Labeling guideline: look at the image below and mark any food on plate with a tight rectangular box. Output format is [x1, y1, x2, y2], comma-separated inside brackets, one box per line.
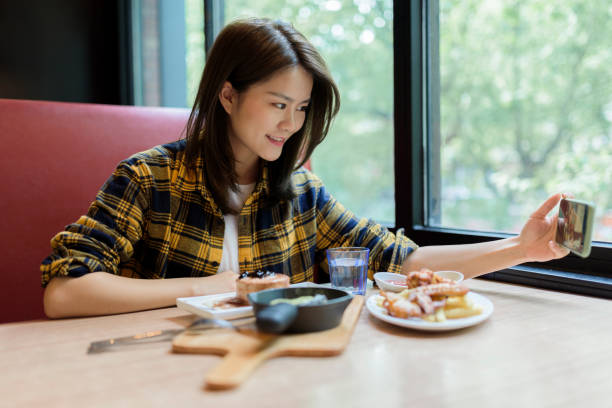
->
[209, 296, 249, 309]
[207, 270, 291, 309]
[236, 270, 290, 302]
[375, 269, 464, 293]
[270, 294, 328, 306]
[377, 268, 481, 322]
[435, 295, 482, 320]
[379, 291, 430, 318]
[406, 268, 453, 288]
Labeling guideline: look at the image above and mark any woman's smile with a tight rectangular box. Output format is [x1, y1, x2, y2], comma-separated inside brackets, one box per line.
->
[266, 134, 286, 146]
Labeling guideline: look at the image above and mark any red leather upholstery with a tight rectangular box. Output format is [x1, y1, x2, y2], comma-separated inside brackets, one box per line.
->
[0, 99, 190, 322]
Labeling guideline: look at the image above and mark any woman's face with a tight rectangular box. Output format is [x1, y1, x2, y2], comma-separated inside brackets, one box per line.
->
[221, 65, 313, 174]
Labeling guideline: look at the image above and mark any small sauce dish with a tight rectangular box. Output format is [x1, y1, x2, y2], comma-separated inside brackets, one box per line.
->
[434, 270, 464, 283]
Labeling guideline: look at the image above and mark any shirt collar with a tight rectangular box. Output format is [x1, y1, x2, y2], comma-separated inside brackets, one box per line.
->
[176, 151, 271, 215]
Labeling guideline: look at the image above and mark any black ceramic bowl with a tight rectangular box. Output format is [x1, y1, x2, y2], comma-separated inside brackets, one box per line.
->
[247, 287, 353, 334]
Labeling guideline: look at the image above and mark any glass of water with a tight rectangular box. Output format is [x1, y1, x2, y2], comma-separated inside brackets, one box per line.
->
[326, 247, 370, 295]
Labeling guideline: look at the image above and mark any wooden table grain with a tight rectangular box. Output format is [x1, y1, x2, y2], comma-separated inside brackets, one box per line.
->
[1, 279, 610, 408]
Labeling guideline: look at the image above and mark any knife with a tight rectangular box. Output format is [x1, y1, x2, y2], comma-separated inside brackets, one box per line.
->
[87, 329, 183, 354]
[87, 317, 255, 354]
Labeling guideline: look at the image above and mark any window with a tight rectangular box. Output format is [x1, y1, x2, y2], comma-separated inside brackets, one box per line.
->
[397, 1, 612, 297]
[131, 0, 201, 107]
[433, 1, 612, 242]
[185, 0, 206, 106]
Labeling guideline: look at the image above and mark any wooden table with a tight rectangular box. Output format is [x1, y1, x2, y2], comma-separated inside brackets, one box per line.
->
[1, 279, 610, 407]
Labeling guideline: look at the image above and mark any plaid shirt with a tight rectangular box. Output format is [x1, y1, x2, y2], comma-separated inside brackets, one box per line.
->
[41, 140, 417, 287]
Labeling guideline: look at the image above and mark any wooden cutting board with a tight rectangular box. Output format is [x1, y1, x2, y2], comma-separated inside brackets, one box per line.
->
[172, 295, 365, 390]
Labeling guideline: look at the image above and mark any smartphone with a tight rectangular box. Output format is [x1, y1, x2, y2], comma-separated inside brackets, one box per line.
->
[555, 198, 596, 258]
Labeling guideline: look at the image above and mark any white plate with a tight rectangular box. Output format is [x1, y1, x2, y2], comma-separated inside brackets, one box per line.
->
[373, 271, 464, 292]
[366, 291, 493, 331]
[176, 292, 252, 320]
[176, 282, 330, 320]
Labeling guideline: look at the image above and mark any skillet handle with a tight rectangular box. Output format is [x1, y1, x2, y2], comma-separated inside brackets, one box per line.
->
[255, 303, 298, 334]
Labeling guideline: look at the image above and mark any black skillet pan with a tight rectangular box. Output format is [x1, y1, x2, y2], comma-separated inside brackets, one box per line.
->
[247, 287, 353, 334]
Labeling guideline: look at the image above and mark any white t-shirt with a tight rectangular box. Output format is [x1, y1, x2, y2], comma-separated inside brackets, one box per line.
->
[217, 183, 255, 274]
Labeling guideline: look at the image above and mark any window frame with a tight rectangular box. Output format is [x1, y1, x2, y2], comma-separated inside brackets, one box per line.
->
[393, 1, 612, 299]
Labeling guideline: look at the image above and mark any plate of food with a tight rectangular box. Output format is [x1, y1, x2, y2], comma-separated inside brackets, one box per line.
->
[176, 270, 326, 320]
[374, 269, 464, 292]
[367, 269, 492, 331]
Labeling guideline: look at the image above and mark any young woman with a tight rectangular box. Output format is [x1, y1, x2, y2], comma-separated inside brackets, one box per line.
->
[41, 18, 568, 318]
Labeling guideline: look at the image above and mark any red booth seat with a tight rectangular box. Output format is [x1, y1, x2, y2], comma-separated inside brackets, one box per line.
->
[0, 99, 191, 323]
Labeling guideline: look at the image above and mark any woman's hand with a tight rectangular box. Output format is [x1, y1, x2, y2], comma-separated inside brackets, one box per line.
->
[518, 193, 570, 262]
[193, 270, 238, 296]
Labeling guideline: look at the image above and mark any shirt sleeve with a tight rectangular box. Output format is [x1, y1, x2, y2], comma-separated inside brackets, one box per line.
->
[312, 174, 418, 278]
[40, 160, 149, 287]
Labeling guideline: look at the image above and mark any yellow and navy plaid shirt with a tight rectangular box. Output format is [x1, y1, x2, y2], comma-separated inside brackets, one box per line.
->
[41, 140, 417, 287]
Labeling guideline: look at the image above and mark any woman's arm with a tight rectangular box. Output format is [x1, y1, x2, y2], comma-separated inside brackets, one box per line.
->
[43, 270, 238, 318]
[402, 193, 569, 278]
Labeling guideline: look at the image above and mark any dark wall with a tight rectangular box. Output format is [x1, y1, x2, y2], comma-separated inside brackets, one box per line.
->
[0, 0, 122, 104]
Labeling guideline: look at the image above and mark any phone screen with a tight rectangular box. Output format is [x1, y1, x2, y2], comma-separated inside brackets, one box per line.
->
[555, 199, 595, 258]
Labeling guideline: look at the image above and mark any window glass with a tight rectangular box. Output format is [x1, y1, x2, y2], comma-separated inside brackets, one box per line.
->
[224, 0, 395, 224]
[135, 0, 202, 107]
[136, 0, 162, 106]
[185, 0, 205, 106]
[432, 1, 612, 242]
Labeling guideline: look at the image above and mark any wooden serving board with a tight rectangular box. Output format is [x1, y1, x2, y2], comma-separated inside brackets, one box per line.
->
[172, 295, 365, 390]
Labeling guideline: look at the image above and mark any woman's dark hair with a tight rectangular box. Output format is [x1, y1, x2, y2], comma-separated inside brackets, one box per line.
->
[184, 18, 340, 214]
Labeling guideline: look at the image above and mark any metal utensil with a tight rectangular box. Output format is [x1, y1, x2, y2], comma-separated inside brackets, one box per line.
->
[87, 316, 254, 354]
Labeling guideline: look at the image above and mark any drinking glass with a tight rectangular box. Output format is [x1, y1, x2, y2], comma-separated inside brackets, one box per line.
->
[326, 247, 369, 295]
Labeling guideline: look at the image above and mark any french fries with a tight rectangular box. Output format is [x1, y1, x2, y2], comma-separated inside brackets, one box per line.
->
[423, 295, 483, 322]
[423, 307, 447, 322]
